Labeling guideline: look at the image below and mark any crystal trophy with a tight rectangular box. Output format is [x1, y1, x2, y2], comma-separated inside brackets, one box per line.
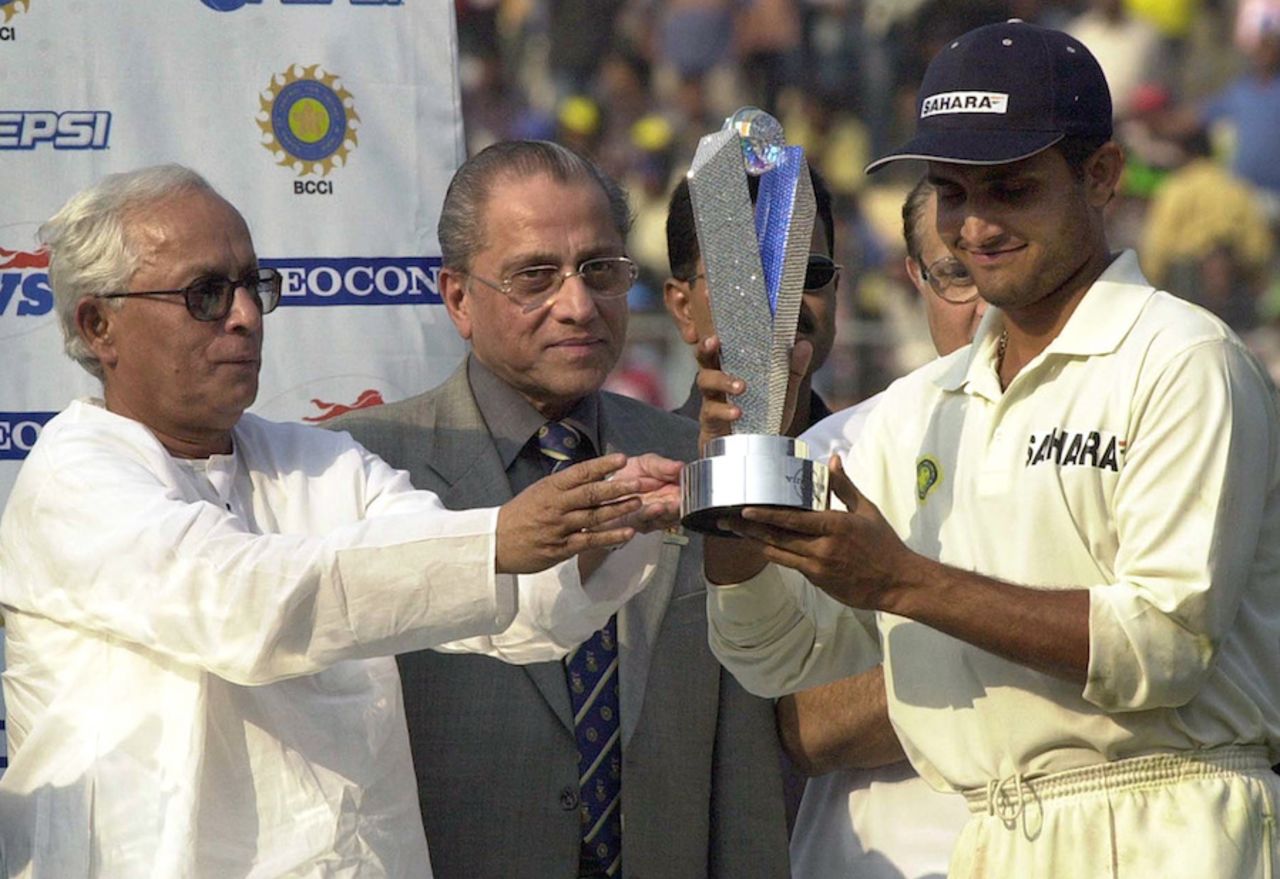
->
[680, 108, 831, 535]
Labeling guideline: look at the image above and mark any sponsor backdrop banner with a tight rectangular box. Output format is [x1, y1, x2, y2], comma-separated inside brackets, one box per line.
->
[0, 0, 467, 771]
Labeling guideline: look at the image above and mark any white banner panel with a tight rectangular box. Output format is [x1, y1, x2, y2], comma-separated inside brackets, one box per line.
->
[0, 0, 466, 772]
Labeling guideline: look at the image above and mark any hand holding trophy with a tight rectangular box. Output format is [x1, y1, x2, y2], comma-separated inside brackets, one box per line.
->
[680, 108, 831, 535]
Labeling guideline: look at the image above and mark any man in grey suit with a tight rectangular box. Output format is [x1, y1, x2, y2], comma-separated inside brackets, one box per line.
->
[330, 141, 789, 879]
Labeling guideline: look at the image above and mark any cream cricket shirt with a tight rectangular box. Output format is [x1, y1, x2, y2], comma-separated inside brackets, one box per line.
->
[710, 251, 1280, 793]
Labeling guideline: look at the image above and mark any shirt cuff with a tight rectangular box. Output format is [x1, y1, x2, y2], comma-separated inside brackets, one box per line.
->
[1083, 580, 1214, 711]
[466, 530, 665, 662]
[707, 564, 803, 649]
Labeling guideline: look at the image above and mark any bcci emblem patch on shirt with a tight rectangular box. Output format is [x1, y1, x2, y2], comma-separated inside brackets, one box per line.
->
[915, 456, 941, 502]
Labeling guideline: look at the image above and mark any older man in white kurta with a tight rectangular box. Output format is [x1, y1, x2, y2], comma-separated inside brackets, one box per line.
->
[0, 164, 678, 878]
[0, 401, 666, 877]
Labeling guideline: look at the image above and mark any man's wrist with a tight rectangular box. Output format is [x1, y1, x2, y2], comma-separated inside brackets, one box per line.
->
[704, 534, 767, 585]
[873, 548, 937, 617]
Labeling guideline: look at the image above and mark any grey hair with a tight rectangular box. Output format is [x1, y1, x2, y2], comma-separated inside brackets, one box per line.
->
[902, 176, 935, 266]
[38, 164, 216, 378]
[437, 140, 633, 271]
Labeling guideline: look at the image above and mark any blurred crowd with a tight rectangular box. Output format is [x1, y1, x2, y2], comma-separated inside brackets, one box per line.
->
[454, 0, 1280, 409]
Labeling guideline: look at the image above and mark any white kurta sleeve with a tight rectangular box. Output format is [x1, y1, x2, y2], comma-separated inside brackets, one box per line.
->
[354, 445, 659, 663]
[1085, 338, 1278, 711]
[0, 413, 614, 685]
[433, 530, 663, 661]
[707, 563, 881, 698]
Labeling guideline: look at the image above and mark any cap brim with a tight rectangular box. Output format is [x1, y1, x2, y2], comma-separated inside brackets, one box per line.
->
[864, 130, 1064, 174]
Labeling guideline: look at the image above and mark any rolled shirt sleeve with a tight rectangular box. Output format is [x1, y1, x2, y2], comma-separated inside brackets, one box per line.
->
[707, 563, 881, 699]
[1085, 338, 1279, 711]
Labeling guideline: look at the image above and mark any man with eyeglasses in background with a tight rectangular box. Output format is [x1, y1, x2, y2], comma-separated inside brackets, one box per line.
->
[0, 163, 678, 877]
[330, 140, 789, 879]
[663, 167, 839, 437]
[782, 178, 978, 879]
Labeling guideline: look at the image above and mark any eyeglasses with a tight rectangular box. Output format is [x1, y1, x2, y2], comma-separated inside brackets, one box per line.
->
[468, 256, 638, 313]
[97, 267, 283, 321]
[920, 256, 978, 303]
[685, 255, 842, 292]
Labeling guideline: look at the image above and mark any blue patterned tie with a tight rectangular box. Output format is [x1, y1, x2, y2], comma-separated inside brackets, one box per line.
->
[535, 421, 623, 877]
[536, 420, 591, 474]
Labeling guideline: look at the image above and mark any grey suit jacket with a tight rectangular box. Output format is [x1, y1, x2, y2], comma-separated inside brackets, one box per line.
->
[329, 362, 789, 879]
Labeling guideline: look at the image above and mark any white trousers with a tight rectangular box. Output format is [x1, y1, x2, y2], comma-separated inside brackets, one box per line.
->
[950, 746, 1278, 879]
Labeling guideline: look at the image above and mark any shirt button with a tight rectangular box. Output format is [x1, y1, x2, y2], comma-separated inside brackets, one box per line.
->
[559, 786, 579, 810]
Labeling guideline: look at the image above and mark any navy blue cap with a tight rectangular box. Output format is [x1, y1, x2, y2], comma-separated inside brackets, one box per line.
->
[866, 20, 1112, 173]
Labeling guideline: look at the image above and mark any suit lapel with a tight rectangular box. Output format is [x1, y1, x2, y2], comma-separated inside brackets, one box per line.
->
[429, 364, 575, 731]
[602, 397, 682, 747]
[428, 364, 517, 510]
[432, 381, 696, 738]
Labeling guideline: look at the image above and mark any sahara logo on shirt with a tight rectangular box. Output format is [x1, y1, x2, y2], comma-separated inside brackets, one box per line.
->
[1025, 428, 1125, 472]
[915, 456, 941, 502]
[258, 64, 358, 188]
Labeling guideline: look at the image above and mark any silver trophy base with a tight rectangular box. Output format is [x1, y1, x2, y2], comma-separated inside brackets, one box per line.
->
[680, 434, 830, 536]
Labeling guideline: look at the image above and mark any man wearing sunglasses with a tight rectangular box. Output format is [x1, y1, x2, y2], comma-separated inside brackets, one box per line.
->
[330, 141, 789, 879]
[0, 164, 677, 877]
[664, 167, 839, 437]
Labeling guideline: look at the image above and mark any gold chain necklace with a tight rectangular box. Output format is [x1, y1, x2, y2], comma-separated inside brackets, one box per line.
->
[996, 329, 1009, 374]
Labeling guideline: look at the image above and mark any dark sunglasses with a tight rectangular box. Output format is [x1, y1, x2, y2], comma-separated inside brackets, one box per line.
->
[97, 267, 283, 322]
[804, 255, 841, 290]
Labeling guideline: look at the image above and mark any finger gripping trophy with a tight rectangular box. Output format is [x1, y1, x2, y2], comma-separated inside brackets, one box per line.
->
[680, 108, 831, 535]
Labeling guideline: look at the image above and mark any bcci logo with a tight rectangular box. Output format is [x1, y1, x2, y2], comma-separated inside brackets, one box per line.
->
[1, 0, 31, 23]
[258, 64, 359, 181]
[915, 456, 941, 502]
